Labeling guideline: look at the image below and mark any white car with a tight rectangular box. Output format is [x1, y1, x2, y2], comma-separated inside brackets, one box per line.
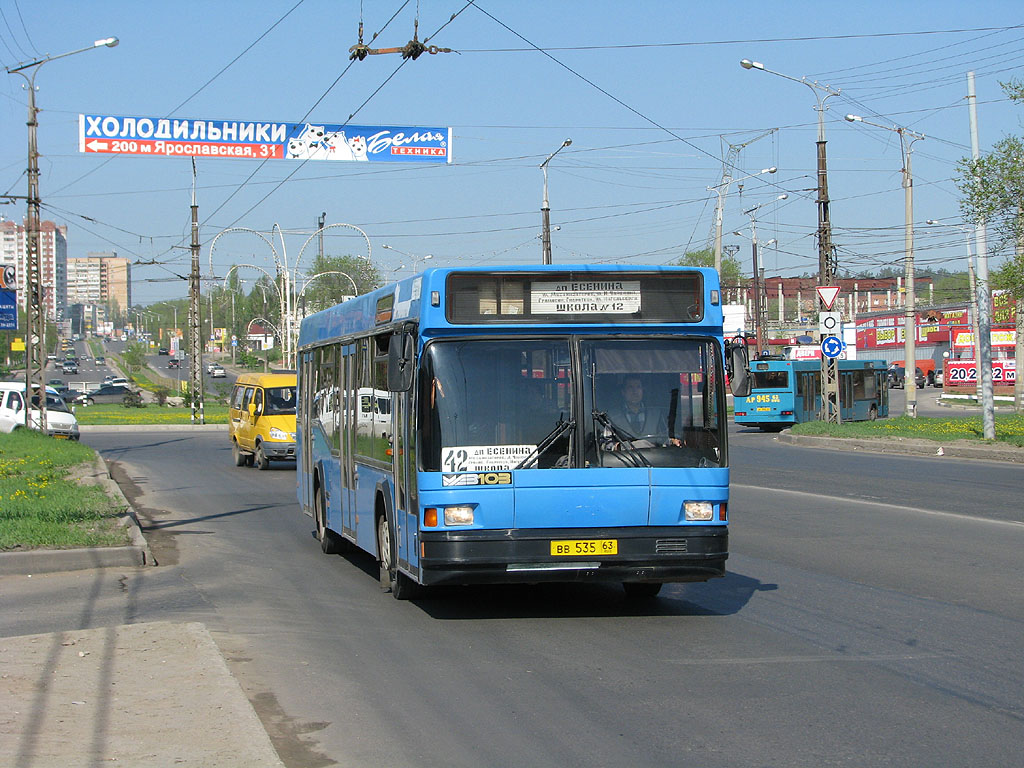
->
[0, 382, 80, 440]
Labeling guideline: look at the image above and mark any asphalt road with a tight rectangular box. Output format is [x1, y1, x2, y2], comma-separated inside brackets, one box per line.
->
[6, 428, 1023, 767]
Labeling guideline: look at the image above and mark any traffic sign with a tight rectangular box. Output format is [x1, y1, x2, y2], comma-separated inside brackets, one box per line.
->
[816, 286, 841, 310]
[818, 311, 842, 337]
[821, 335, 844, 359]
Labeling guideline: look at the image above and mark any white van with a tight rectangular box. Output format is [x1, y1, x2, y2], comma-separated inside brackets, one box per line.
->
[0, 382, 81, 440]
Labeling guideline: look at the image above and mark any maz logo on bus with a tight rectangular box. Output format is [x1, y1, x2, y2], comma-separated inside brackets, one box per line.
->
[442, 472, 512, 486]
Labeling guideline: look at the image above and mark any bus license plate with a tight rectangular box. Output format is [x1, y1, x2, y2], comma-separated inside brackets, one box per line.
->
[756, 407, 772, 411]
[550, 539, 618, 556]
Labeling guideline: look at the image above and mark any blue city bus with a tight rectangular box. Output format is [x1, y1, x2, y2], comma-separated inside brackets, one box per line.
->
[296, 266, 749, 599]
[733, 358, 888, 431]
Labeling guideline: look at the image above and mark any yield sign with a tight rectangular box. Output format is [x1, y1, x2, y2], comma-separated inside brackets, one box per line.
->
[816, 286, 841, 310]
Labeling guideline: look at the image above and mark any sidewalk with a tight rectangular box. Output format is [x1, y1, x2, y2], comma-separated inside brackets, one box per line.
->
[0, 622, 284, 767]
[0, 455, 285, 767]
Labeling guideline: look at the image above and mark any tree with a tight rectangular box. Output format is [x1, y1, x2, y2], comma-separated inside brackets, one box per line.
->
[121, 341, 148, 376]
[956, 77, 1024, 411]
[299, 254, 382, 315]
[673, 248, 745, 291]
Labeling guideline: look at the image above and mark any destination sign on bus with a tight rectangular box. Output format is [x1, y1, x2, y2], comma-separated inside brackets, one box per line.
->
[446, 271, 704, 324]
[442, 444, 535, 473]
[531, 280, 641, 315]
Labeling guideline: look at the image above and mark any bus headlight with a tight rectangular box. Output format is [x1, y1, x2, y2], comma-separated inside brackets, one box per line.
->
[444, 505, 475, 526]
[269, 427, 289, 440]
[684, 501, 714, 521]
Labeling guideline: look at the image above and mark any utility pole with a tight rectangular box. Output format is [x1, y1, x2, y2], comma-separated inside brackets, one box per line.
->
[740, 59, 841, 422]
[188, 165, 204, 425]
[967, 71, 996, 439]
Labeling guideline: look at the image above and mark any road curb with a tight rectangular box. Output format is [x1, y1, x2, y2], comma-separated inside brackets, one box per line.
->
[777, 431, 1024, 464]
[0, 454, 155, 575]
[80, 423, 227, 432]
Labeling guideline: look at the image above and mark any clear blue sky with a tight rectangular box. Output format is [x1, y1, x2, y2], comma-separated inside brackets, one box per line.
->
[2, 0, 1023, 305]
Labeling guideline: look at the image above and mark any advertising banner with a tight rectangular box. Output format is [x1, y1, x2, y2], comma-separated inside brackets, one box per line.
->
[0, 290, 16, 330]
[0, 265, 16, 329]
[945, 360, 1016, 386]
[79, 115, 452, 164]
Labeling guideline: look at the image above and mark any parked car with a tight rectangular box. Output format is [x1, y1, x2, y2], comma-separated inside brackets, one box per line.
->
[933, 367, 944, 387]
[167, 358, 180, 369]
[887, 365, 924, 389]
[74, 384, 135, 406]
[210, 364, 226, 378]
[0, 383, 80, 439]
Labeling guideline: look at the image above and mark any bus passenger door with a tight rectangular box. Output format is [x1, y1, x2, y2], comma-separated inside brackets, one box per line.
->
[299, 352, 315, 517]
[341, 346, 357, 538]
[393, 387, 418, 573]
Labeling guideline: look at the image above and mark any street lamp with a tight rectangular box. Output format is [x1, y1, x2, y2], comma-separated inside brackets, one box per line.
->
[927, 219, 982, 400]
[742, 58, 841, 421]
[708, 166, 777, 276]
[540, 139, 572, 265]
[7, 36, 118, 430]
[846, 113, 925, 418]
[741, 195, 788, 357]
[382, 244, 433, 275]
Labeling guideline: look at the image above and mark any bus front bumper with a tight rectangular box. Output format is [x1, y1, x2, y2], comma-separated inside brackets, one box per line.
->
[417, 526, 727, 586]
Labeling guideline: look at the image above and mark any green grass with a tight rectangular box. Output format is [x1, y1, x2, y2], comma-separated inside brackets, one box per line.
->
[0, 430, 131, 551]
[73, 403, 230, 425]
[790, 413, 1024, 447]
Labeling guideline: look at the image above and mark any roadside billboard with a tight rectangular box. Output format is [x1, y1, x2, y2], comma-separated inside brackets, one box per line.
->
[79, 115, 452, 164]
[1, 265, 16, 330]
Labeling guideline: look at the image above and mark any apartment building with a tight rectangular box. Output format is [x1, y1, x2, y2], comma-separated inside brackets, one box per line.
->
[0, 217, 68, 321]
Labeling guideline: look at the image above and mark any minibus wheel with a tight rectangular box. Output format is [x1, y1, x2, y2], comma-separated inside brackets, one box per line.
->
[255, 442, 270, 470]
[232, 440, 246, 467]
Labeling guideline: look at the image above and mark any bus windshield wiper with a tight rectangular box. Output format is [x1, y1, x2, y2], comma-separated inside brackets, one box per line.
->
[592, 410, 651, 468]
[515, 417, 575, 469]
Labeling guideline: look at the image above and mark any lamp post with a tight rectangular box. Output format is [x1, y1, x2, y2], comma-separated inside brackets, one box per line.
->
[540, 139, 572, 264]
[927, 220, 982, 400]
[741, 59, 841, 421]
[741, 195, 788, 357]
[382, 244, 433, 275]
[7, 36, 118, 430]
[708, 166, 777, 276]
[846, 114, 925, 418]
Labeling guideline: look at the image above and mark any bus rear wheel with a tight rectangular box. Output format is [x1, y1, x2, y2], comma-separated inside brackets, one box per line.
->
[377, 511, 419, 600]
[315, 485, 343, 554]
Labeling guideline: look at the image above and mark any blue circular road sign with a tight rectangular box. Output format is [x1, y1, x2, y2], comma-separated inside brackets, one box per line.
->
[821, 335, 844, 359]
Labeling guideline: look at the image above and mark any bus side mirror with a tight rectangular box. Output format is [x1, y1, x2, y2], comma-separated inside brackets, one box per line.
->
[387, 331, 415, 392]
[726, 337, 751, 398]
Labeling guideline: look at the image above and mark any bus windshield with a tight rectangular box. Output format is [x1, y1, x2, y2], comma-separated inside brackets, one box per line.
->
[419, 336, 724, 471]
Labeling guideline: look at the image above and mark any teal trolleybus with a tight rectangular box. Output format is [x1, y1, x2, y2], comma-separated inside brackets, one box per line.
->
[296, 266, 749, 599]
[733, 358, 888, 431]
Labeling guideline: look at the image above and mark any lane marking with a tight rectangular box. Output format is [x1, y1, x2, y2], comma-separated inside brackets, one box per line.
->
[731, 483, 1024, 528]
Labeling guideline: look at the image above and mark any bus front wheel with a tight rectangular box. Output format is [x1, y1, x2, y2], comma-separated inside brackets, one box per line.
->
[377, 511, 419, 600]
[623, 582, 663, 599]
